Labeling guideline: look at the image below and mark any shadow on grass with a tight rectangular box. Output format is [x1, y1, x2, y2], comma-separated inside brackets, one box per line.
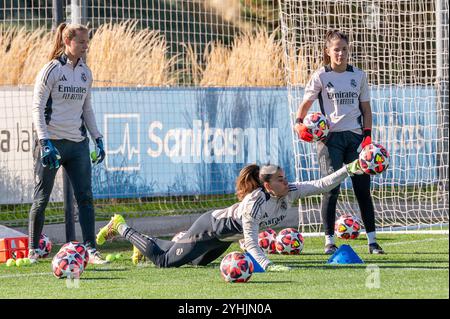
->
[81, 277, 127, 280]
[88, 268, 129, 272]
[246, 281, 294, 284]
[378, 252, 449, 255]
[290, 265, 449, 270]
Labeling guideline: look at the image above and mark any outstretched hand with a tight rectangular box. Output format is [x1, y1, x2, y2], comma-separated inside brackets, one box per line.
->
[346, 159, 364, 175]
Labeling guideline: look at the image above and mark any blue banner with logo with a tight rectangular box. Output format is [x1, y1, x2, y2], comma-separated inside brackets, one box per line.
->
[90, 86, 440, 199]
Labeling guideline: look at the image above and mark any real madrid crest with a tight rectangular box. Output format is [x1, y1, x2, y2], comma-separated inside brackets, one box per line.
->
[81, 73, 87, 82]
[350, 79, 357, 88]
[280, 199, 287, 210]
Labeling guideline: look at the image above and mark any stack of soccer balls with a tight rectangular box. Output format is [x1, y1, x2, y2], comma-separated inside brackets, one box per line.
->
[52, 241, 89, 279]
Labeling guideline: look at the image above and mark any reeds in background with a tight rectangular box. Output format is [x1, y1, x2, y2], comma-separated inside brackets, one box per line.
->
[0, 26, 51, 86]
[0, 21, 316, 87]
[88, 21, 179, 87]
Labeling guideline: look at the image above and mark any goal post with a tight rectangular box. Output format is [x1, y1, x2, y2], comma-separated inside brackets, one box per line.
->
[278, 0, 449, 233]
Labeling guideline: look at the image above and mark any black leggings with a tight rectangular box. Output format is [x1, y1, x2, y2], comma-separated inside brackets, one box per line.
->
[123, 211, 231, 267]
[28, 138, 96, 249]
[317, 131, 376, 236]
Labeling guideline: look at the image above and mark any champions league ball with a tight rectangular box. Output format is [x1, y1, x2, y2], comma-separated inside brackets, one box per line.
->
[258, 228, 277, 254]
[37, 234, 52, 258]
[275, 228, 304, 255]
[52, 249, 85, 279]
[220, 251, 254, 283]
[60, 241, 90, 268]
[359, 143, 390, 175]
[303, 112, 330, 142]
[335, 214, 362, 240]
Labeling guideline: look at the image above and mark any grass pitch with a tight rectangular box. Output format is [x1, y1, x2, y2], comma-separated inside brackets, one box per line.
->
[0, 233, 448, 299]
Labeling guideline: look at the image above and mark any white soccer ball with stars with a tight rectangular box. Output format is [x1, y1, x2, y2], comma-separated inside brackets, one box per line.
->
[303, 112, 330, 142]
[220, 251, 254, 283]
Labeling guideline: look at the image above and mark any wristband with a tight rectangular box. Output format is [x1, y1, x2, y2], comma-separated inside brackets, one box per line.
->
[295, 118, 303, 124]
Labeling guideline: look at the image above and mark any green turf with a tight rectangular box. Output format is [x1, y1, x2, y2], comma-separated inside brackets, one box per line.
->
[0, 233, 448, 299]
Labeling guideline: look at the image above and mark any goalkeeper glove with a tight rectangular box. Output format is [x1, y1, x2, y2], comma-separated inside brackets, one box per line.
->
[91, 137, 105, 164]
[265, 264, 292, 272]
[357, 128, 372, 152]
[295, 118, 313, 142]
[40, 139, 61, 169]
[346, 159, 364, 176]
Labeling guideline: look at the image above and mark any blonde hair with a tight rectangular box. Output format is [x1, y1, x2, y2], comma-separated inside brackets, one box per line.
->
[323, 30, 349, 66]
[49, 23, 89, 61]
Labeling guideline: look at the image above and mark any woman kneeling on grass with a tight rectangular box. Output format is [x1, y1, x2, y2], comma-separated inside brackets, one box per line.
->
[96, 159, 365, 272]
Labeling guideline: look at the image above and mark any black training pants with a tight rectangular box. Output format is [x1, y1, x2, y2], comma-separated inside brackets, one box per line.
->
[28, 138, 96, 249]
[124, 211, 232, 268]
[317, 131, 376, 236]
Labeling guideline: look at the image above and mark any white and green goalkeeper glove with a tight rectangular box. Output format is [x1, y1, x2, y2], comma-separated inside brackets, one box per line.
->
[346, 159, 364, 176]
[265, 264, 292, 272]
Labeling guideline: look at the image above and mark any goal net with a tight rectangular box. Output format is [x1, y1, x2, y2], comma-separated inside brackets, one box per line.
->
[0, 1, 282, 227]
[279, 0, 449, 232]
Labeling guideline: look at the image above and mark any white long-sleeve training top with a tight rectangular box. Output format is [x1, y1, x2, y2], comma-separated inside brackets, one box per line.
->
[210, 166, 351, 269]
[31, 54, 102, 142]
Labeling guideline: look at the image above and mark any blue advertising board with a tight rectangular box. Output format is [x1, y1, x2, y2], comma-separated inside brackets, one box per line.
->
[90, 86, 439, 199]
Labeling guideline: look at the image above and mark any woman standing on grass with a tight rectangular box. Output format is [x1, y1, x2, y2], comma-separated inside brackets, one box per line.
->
[96, 160, 365, 271]
[294, 30, 384, 255]
[28, 23, 106, 264]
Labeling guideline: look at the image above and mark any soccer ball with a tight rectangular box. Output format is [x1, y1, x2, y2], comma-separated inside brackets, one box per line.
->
[258, 228, 277, 254]
[220, 251, 254, 283]
[37, 233, 52, 258]
[275, 228, 304, 255]
[171, 231, 187, 242]
[335, 214, 362, 240]
[303, 112, 330, 142]
[60, 241, 89, 268]
[359, 143, 390, 175]
[51, 249, 85, 279]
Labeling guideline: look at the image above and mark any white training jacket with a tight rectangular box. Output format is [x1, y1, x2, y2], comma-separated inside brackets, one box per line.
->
[32, 54, 102, 142]
[211, 166, 351, 270]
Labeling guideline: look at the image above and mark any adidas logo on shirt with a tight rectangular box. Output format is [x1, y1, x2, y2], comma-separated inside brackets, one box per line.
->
[59, 75, 67, 82]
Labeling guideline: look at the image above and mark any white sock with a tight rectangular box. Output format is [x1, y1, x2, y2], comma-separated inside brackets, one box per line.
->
[118, 223, 129, 236]
[366, 231, 377, 245]
[325, 235, 335, 246]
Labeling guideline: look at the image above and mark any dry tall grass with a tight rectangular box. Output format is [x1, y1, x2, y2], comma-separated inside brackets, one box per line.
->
[0, 26, 51, 86]
[88, 21, 179, 87]
[0, 21, 179, 87]
[192, 28, 286, 87]
[0, 21, 317, 87]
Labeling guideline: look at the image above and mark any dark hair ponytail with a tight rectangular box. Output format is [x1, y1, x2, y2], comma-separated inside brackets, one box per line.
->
[323, 30, 349, 65]
[235, 164, 262, 201]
